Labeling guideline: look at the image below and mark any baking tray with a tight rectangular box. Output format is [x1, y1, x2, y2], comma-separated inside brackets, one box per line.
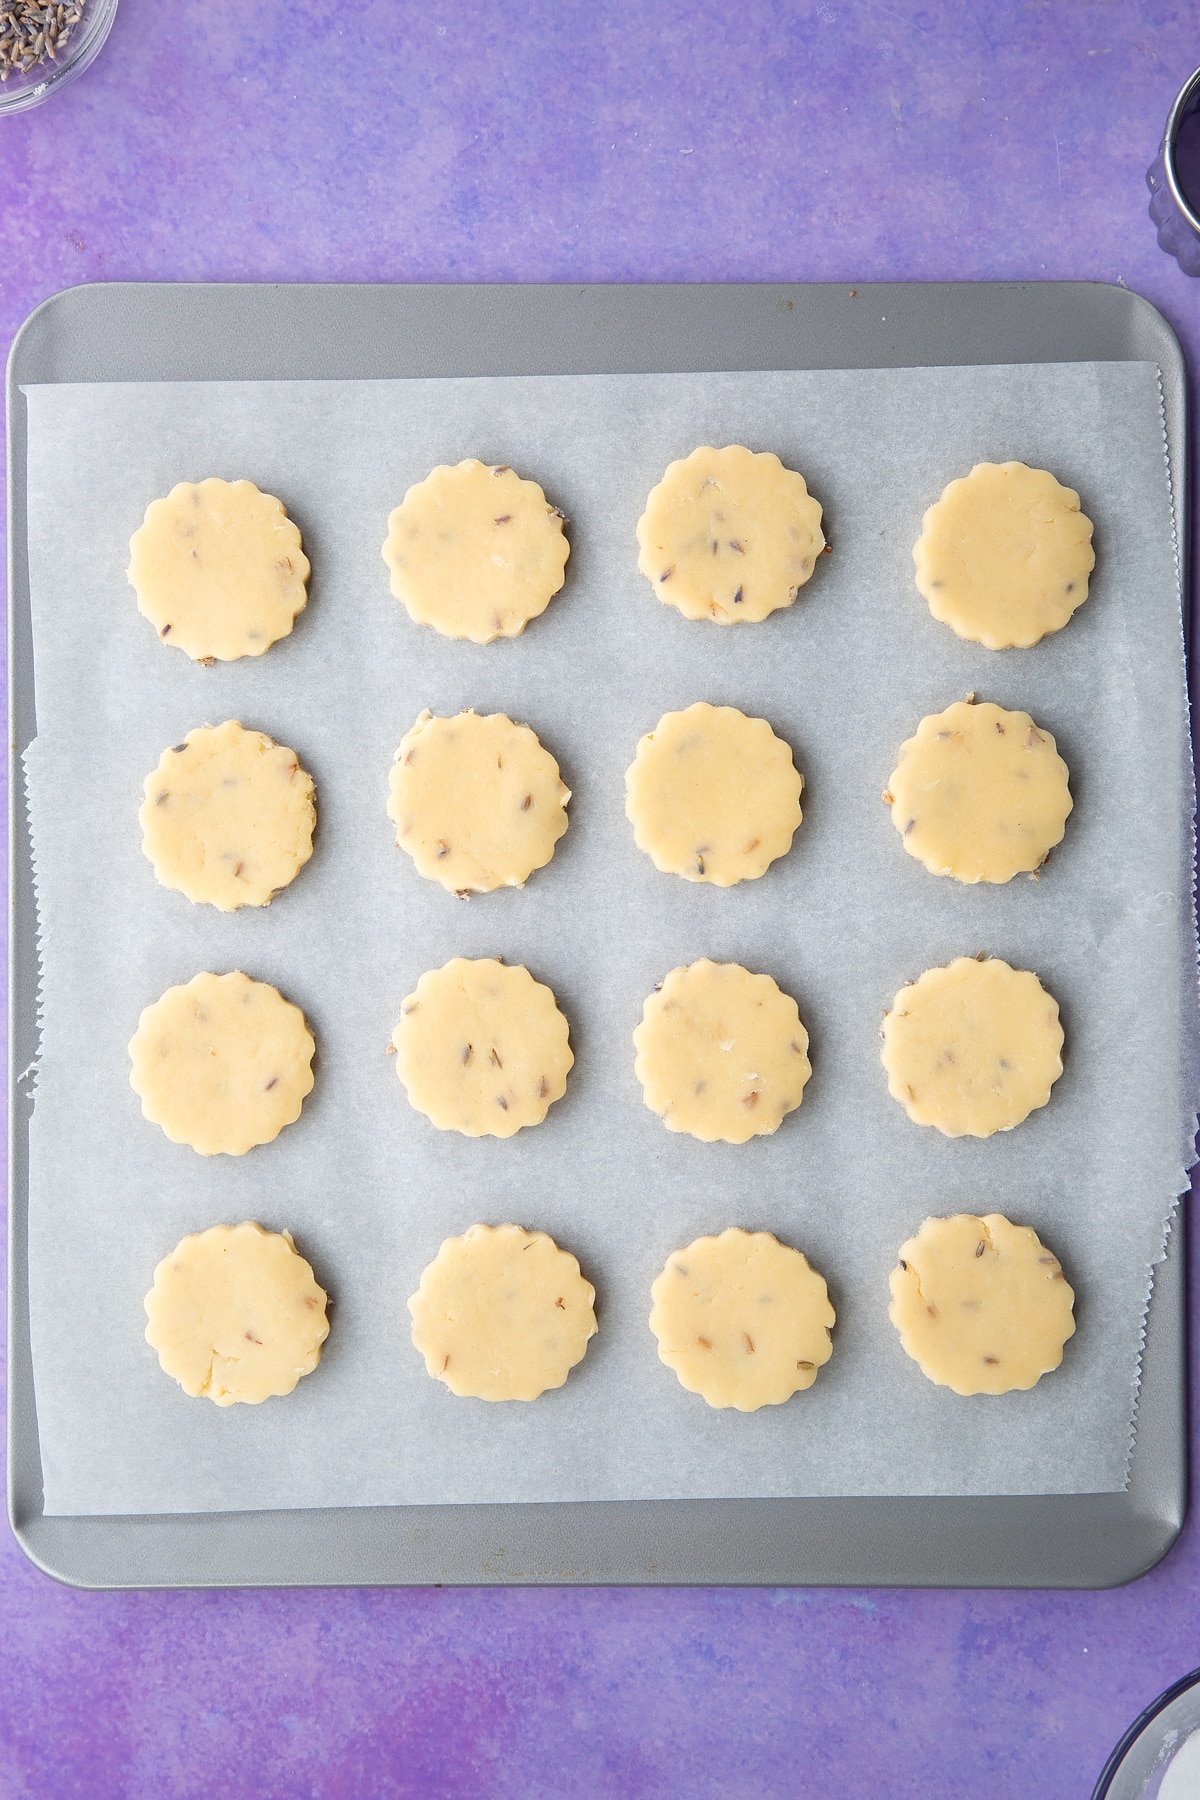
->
[6, 280, 1190, 1588]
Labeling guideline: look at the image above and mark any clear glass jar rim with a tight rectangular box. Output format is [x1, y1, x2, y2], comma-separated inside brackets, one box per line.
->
[1093, 1666, 1200, 1797]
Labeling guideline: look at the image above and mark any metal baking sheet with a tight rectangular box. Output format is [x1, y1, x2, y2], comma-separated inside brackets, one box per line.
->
[6, 280, 1190, 1587]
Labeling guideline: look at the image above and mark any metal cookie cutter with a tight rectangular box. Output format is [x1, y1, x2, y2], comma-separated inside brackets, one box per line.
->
[1148, 64, 1200, 276]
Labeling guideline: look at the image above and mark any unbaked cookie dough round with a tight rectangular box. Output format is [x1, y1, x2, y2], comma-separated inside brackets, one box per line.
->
[889, 1213, 1075, 1396]
[884, 699, 1071, 884]
[637, 445, 826, 624]
[649, 1228, 834, 1410]
[388, 709, 569, 894]
[144, 1222, 329, 1406]
[129, 971, 316, 1155]
[381, 459, 569, 644]
[140, 721, 316, 910]
[881, 956, 1063, 1139]
[634, 960, 811, 1144]
[391, 957, 572, 1137]
[913, 462, 1095, 650]
[408, 1223, 596, 1401]
[625, 702, 803, 886]
[127, 478, 309, 662]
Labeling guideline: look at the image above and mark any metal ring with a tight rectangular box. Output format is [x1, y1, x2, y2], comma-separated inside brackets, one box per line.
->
[1163, 62, 1200, 236]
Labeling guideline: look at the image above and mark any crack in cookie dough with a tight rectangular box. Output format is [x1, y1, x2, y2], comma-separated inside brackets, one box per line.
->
[649, 1228, 834, 1410]
[382, 459, 569, 643]
[625, 702, 803, 885]
[884, 698, 1071, 884]
[634, 960, 811, 1144]
[913, 461, 1095, 649]
[881, 955, 1063, 1138]
[889, 1213, 1075, 1395]
[391, 957, 572, 1137]
[127, 478, 309, 662]
[140, 721, 316, 910]
[408, 1223, 596, 1401]
[129, 971, 316, 1155]
[144, 1222, 329, 1406]
[636, 445, 825, 624]
[388, 709, 569, 894]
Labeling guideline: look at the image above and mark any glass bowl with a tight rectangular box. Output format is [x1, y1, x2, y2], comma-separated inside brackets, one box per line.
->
[1094, 1668, 1200, 1797]
[0, 0, 118, 115]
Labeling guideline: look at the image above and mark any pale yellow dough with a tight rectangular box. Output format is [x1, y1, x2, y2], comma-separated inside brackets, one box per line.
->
[634, 960, 811, 1144]
[129, 971, 316, 1155]
[889, 1213, 1076, 1396]
[881, 956, 1063, 1138]
[625, 702, 803, 885]
[885, 699, 1071, 884]
[913, 461, 1095, 649]
[408, 1223, 596, 1401]
[140, 721, 316, 910]
[144, 1222, 329, 1406]
[392, 958, 572, 1137]
[637, 445, 825, 624]
[649, 1228, 834, 1410]
[388, 710, 569, 894]
[127, 478, 309, 662]
[382, 459, 569, 643]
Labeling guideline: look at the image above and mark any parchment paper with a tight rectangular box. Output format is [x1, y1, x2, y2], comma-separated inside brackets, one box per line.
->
[20, 363, 1197, 1516]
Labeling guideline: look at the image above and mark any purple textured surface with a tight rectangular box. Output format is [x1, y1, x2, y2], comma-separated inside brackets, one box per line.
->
[2, 4, 1199, 1796]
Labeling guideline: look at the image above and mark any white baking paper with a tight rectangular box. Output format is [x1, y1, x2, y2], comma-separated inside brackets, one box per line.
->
[19, 363, 1197, 1515]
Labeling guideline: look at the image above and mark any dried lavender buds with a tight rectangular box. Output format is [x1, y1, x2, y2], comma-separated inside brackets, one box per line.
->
[0, 1, 87, 81]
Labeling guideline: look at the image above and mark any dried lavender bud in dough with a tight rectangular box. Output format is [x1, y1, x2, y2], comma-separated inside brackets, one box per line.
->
[391, 957, 572, 1137]
[388, 709, 569, 894]
[637, 445, 825, 624]
[881, 956, 1063, 1138]
[634, 960, 811, 1144]
[129, 971, 316, 1155]
[649, 1228, 834, 1410]
[889, 1213, 1075, 1395]
[127, 478, 309, 662]
[381, 459, 569, 643]
[625, 702, 803, 885]
[884, 699, 1071, 884]
[408, 1223, 596, 1401]
[140, 721, 316, 910]
[913, 461, 1095, 649]
[144, 1222, 329, 1406]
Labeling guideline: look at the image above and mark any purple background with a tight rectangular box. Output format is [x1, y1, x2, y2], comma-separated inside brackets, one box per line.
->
[3, 4, 1199, 1795]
